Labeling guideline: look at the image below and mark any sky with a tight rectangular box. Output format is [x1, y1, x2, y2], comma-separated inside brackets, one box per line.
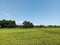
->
[0, 0, 60, 25]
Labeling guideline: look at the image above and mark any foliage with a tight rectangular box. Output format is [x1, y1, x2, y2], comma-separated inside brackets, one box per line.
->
[23, 21, 34, 28]
[0, 19, 16, 28]
[0, 19, 60, 28]
[40, 25, 45, 28]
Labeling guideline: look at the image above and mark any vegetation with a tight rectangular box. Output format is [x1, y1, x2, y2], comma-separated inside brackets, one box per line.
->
[0, 19, 60, 28]
[0, 19, 16, 28]
[0, 19, 60, 45]
[0, 28, 60, 45]
[23, 21, 34, 28]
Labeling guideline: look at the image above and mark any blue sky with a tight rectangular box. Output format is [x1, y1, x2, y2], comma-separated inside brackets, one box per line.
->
[0, 0, 60, 25]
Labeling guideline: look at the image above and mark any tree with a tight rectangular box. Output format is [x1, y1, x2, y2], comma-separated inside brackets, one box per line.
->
[40, 25, 45, 28]
[23, 21, 33, 28]
[47, 25, 53, 28]
[0, 19, 16, 28]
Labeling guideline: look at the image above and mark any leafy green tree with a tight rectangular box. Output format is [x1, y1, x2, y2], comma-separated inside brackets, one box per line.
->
[47, 25, 53, 28]
[40, 25, 45, 28]
[0, 19, 16, 28]
[23, 21, 33, 28]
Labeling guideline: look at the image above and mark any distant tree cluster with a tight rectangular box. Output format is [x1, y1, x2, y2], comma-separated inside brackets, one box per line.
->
[23, 21, 33, 28]
[0, 19, 16, 28]
[0, 19, 60, 28]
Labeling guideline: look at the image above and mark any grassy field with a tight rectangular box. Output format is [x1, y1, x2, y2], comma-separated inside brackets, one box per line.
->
[0, 28, 60, 45]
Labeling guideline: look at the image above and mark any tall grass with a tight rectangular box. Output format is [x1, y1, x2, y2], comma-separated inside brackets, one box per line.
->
[0, 28, 60, 45]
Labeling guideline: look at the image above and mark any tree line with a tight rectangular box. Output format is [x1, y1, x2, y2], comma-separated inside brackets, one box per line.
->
[0, 19, 16, 28]
[0, 19, 60, 28]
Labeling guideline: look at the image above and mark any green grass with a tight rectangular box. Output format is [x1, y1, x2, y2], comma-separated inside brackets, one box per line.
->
[0, 28, 60, 45]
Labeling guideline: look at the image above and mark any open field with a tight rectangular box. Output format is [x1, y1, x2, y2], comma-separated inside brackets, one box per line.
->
[0, 28, 60, 45]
